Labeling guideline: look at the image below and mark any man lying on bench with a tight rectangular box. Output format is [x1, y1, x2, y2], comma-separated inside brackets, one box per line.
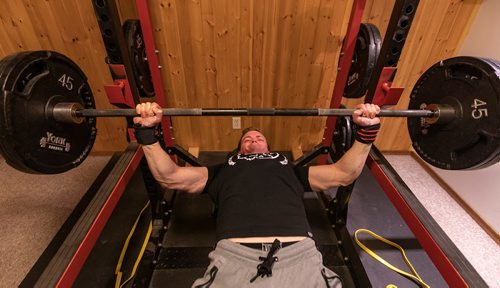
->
[133, 102, 380, 288]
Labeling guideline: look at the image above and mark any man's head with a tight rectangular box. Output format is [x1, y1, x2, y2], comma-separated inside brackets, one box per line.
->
[237, 127, 270, 154]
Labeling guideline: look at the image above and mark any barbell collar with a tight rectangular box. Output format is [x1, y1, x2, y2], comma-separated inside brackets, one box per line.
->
[52, 102, 85, 124]
[423, 103, 456, 125]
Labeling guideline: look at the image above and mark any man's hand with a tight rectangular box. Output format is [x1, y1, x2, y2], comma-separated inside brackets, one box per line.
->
[352, 103, 381, 127]
[133, 102, 163, 127]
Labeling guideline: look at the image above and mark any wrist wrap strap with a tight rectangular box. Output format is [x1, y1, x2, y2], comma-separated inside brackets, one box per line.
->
[134, 125, 158, 145]
[355, 123, 380, 144]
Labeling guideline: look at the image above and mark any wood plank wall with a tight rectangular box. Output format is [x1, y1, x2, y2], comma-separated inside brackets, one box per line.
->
[0, 0, 481, 153]
[148, 0, 353, 152]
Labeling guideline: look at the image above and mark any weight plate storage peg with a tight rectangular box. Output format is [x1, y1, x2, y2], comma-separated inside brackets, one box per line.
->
[123, 19, 155, 98]
[408, 57, 500, 170]
[0, 51, 97, 174]
[343, 23, 382, 98]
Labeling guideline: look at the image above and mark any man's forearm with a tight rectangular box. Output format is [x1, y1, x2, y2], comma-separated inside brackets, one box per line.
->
[308, 140, 373, 191]
[335, 140, 372, 182]
[141, 142, 179, 183]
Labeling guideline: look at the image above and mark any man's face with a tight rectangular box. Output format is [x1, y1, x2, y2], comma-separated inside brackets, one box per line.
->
[239, 130, 270, 154]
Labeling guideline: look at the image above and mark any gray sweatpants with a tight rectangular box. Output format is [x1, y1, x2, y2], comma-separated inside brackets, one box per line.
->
[192, 238, 342, 288]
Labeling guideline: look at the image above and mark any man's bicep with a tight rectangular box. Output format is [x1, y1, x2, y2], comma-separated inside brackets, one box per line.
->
[172, 166, 209, 193]
[308, 165, 328, 191]
[308, 164, 350, 191]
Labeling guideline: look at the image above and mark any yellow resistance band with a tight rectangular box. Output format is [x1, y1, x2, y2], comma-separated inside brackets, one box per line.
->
[354, 229, 430, 288]
[115, 201, 152, 288]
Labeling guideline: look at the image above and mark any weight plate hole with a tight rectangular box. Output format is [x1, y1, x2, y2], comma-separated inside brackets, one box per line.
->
[391, 46, 400, 55]
[107, 43, 117, 51]
[394, 31, 405, 43]
[15, 61, 47, 93]
[94, 0, 105, 8]
[405, 5, 414, 15]
[399, 19, 409, 29]
[104, 29, 113, 37]
[99, 14, 109, 22]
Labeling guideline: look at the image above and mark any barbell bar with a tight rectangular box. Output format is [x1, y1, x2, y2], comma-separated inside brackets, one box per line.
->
[52, 102, 447, 124]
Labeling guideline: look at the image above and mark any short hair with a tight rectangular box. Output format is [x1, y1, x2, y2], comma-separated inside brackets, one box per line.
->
[236, 127, 270, 152]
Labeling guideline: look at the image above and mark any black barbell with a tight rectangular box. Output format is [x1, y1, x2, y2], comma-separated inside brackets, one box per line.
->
[51, 102, 445, 123]
[0, 50, 499, 174]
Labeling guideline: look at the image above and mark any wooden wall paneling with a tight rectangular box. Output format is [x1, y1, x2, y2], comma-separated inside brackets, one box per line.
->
[429, 1, 481, 61]
[300, 0, 349, 151]
[273, 0, 303, 150]
[0, 1, 127, 153]
[190, 0, 221, 150]
[198, 0, 222, 149]
[299, 0, 352, 151]
[212, 0, 241, 145]
[363, 0, 394, 36]
[288, 0, 312, 151]
[450, 1, 482, 57]
[272, 0, 351, 152]
[178, 0, 207, 149]
[285, 0, 319, 151]
[200, 0, 218, 103]
[295, 0, 321, 150]
[259, 0, 280, 149]
[116, 0, 138, 23]
[5, 2, 42, 51]
[153, 0, 195, 148]
[240, 0, 253, 107]
[313, 0, 353, 151]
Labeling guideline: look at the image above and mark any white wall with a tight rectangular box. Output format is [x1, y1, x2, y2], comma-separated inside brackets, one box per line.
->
[429, 0, 500, 234]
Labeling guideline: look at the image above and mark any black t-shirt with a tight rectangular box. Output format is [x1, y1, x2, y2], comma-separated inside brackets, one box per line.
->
[203, 152, 314, 241]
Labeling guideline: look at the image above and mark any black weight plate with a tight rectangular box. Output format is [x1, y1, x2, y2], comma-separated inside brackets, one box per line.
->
[474, 58, 500, 168]
[0, 51, 97, 174]
[123, 19, 155, 97]
[0, 52, 32, 166]
[408, 56, 500, 170]
[343, 23, 382, 98]
[331, 115, 354, 162]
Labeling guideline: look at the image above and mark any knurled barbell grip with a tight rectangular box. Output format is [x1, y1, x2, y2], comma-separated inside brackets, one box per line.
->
[58, 102, 441, 123]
